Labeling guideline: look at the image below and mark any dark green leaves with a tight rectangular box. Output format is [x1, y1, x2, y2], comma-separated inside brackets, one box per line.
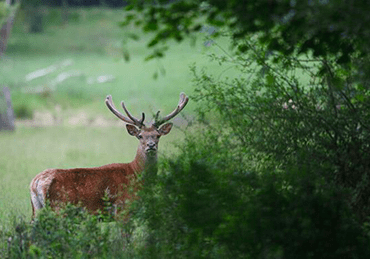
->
[121, 0, 370, 67]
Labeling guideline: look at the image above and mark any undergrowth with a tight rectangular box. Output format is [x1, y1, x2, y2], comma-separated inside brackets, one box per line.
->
[1, 204, 128, 258]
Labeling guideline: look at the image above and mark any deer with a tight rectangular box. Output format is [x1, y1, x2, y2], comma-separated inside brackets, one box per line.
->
[30, 92, 189, 219]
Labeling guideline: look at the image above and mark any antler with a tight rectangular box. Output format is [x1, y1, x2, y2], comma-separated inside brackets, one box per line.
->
[153, 92, 189, 127]
[105, 95, 145, 128]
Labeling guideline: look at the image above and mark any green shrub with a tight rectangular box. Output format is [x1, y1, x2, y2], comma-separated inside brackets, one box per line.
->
[123, 34, 370, 257]
[3, 204, 127, 258]
[124, 132, 370, 258]
[13, 103, 33, 119]
[191, 37, 370, 221]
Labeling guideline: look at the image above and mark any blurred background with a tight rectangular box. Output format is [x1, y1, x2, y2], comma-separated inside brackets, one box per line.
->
[1, 0, 203, 127]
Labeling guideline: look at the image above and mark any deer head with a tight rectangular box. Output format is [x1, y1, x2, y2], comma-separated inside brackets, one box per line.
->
[105, 93, 189, 157]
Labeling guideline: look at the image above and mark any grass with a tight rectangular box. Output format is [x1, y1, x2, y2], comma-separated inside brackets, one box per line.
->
[0, 7, 224, 233]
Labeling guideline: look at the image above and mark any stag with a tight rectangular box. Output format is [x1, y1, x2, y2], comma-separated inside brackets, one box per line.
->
[30, 93, 189, 219]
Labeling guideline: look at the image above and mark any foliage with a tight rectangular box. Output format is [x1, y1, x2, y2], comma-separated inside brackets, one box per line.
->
[119, 1, 370, 254]
[2, 204, 127, 258]
[122, 0, 370, 236]
[119, 34, 370, 255]
[190, 36, 370, 220]
[123, 130, 370, 258]
[0, 1, 19, 28]
[123, 0, 370, 65]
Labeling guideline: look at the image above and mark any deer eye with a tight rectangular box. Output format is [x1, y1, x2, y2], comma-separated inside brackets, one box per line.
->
[138, 135, 143, 139]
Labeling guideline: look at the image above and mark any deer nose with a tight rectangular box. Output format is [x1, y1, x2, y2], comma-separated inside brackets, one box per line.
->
[147, 142, 156, 149]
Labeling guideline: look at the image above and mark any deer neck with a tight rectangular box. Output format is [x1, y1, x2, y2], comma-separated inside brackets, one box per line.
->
[130, 146, 157, 174]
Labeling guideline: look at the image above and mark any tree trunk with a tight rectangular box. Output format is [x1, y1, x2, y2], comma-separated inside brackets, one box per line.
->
[0, 87, 15, 131]
[0, 0, 16, 57]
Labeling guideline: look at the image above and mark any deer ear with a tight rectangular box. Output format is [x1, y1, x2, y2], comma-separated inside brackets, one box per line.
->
[126, 124, 140, 136]
[158, 123, 173, 136]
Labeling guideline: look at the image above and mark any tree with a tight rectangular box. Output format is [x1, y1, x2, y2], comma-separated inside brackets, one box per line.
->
[121, 1, 370, 257]
[123, 0, 370, 65]
[0, 0, 19, 56]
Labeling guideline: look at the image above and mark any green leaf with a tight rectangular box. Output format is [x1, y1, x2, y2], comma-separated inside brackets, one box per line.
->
[238, 44, 249, 53]
[125, 4, 134, 11]
[266, 74, 274, 85]
[143, 22, 158, 32]
[355, 94, 365, 102]
[147, 38, 159, 48]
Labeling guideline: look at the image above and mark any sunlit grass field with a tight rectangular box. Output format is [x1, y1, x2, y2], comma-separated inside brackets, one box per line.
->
[0, 7, 233, 230]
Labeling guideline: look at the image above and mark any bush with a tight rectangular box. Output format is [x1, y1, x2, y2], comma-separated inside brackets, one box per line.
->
[124, 131, 370, 258]
[192, 37, 370, 221]
[3, 204, 127, 258]
[123, 34, 370, 257]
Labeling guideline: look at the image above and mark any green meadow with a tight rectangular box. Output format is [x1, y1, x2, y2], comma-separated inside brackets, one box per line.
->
[0, 8, 232, 229]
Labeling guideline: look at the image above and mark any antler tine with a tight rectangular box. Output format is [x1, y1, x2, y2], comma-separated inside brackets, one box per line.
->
[106, 95, 145, 127]
[105, 95, 132, 123]
[154, 92, 189, 127]
[121, 101, 145, 128]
